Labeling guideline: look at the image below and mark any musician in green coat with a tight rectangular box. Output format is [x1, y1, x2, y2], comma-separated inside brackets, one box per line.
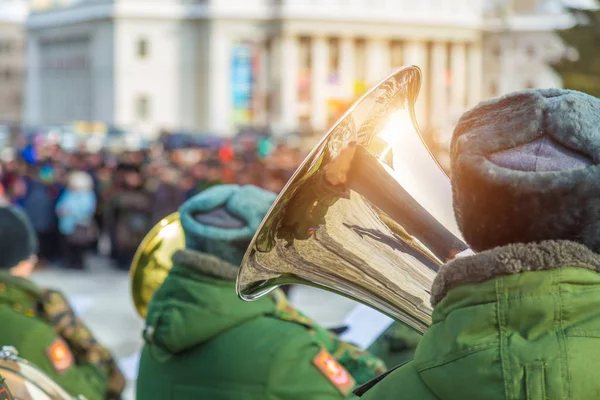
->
[137, 184, 387, 400]
[360, 89, 600, 399]
[0, 206, 124, 400]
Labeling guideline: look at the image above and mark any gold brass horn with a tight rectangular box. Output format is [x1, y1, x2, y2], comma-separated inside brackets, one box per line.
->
[130, 213, 185, 318]
[237, 66, 467, 333]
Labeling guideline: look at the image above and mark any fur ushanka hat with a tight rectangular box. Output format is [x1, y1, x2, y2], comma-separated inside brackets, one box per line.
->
[451, 88, 600, 252]
[179, 184, 277, 266]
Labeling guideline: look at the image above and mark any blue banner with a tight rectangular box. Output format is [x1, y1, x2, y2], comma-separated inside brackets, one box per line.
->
[231, 44, 254, 124]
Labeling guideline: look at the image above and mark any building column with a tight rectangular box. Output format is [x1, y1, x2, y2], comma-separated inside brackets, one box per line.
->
[467, 41, 483, 109]
[450, 42, 467, 124]
[403, 41, 428, 126]
[365, 38, 390, 86]
[338, 36, 355, 100]
[278, 35, 300, 133]
[430, 42, 448, 131]
[311, 35, 328, 132]
[25, 34, 41, 125]
[207, 27, 232, 135]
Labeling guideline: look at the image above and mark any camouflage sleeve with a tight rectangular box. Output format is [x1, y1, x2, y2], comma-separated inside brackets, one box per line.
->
[38, 289, 126, 400]
[271, 289, 387, 386]
[311, 324, 388, 385]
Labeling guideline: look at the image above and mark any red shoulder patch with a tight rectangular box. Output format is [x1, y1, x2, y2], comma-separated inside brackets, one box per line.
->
[312, 349, 355, 396]
[46, 338, 74, 374]
[0, 387, 12, 400]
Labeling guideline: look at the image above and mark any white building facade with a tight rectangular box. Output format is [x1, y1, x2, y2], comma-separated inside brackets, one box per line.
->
[0, 0, 27, 124]
[482, 0, 571, 100]
[25, 0, 487, 137]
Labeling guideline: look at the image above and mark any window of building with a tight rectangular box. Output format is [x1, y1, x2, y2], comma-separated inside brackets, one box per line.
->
[12, 93, 21, 107]
[136, 95, 150, 120]
[489, 81, 498, 97]
[137, 38, 149, 59]
[526, 80, 536, 89]
[328, 38, 339, 76]
[526, 46, 536, 57]
[299, 37, 311, 70]
[390, 41, 403, 68]
[4, 40, 14, 54]
[514, 0, 538, 14]
[298, 37, 312, 105]
[354, 39, 366, 82]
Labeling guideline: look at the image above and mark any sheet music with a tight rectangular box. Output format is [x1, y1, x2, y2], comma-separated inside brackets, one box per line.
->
[338, 304, 394, 350]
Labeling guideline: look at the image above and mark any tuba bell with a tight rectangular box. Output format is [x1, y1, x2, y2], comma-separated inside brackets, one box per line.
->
[130, 212, 185, 318]
[236, 66, 467, 333]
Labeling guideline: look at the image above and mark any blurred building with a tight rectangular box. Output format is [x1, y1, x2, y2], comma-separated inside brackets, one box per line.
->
[24, 0, 486, 137]
[482, 0, 571, 99]
[427, 0, 576, 171]
[0, 0, 27, 124]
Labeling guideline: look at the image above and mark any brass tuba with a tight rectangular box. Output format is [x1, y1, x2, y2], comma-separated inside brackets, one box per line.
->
[236, 66, 467, 333]
[130, 213, 184, 318]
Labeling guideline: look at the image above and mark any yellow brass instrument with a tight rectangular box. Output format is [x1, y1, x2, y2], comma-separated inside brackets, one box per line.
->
[130, 213, 184, 318]
[236, 66, 467, 333]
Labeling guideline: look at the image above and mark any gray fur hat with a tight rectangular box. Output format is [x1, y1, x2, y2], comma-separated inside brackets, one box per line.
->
[451, 88, 600, 252]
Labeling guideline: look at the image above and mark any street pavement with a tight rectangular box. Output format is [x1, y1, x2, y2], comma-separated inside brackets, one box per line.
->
[30, 254, 360, 400]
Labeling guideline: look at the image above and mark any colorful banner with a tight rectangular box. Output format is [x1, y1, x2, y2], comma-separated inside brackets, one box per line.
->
[231, 44, 256, 125]
[354, 81, 368, 96]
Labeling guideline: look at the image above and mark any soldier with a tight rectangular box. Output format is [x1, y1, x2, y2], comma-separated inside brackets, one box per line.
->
[359, 89, 600, 398]
[0, 205, 124, 400]
[137, 184, 386, 399]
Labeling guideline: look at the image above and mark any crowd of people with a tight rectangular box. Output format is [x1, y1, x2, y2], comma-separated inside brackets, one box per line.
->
[0, 131, 305, 271]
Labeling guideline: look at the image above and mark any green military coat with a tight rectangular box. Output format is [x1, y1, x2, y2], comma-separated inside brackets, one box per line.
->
[137, 250, 386, 400]
[360, 241, 600, 399]
[0, 273, 108, 400]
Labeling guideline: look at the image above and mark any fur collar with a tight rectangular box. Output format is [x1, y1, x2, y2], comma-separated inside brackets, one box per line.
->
[431, 240, 600, 306]
[172, 249, 239, 281]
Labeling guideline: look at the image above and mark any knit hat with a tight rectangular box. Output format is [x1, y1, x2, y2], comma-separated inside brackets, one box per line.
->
[451, 88, 600, 252]
[179, 184, 277, 266]
[0, 206, 39, 268]
[68, 171, 93, 191]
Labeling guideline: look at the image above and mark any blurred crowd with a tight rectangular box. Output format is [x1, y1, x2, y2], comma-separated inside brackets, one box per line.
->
[0, 129, 305, 271]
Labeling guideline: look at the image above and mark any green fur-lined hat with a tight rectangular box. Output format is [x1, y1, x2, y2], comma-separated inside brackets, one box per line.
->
[179, 184, 277, 266]
[451, 88, 600, 252]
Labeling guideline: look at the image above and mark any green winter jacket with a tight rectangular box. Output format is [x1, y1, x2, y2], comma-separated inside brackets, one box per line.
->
[0, 273, 107, 400]
[137, 251, 359, 400]
[360, 240, 600, 400]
